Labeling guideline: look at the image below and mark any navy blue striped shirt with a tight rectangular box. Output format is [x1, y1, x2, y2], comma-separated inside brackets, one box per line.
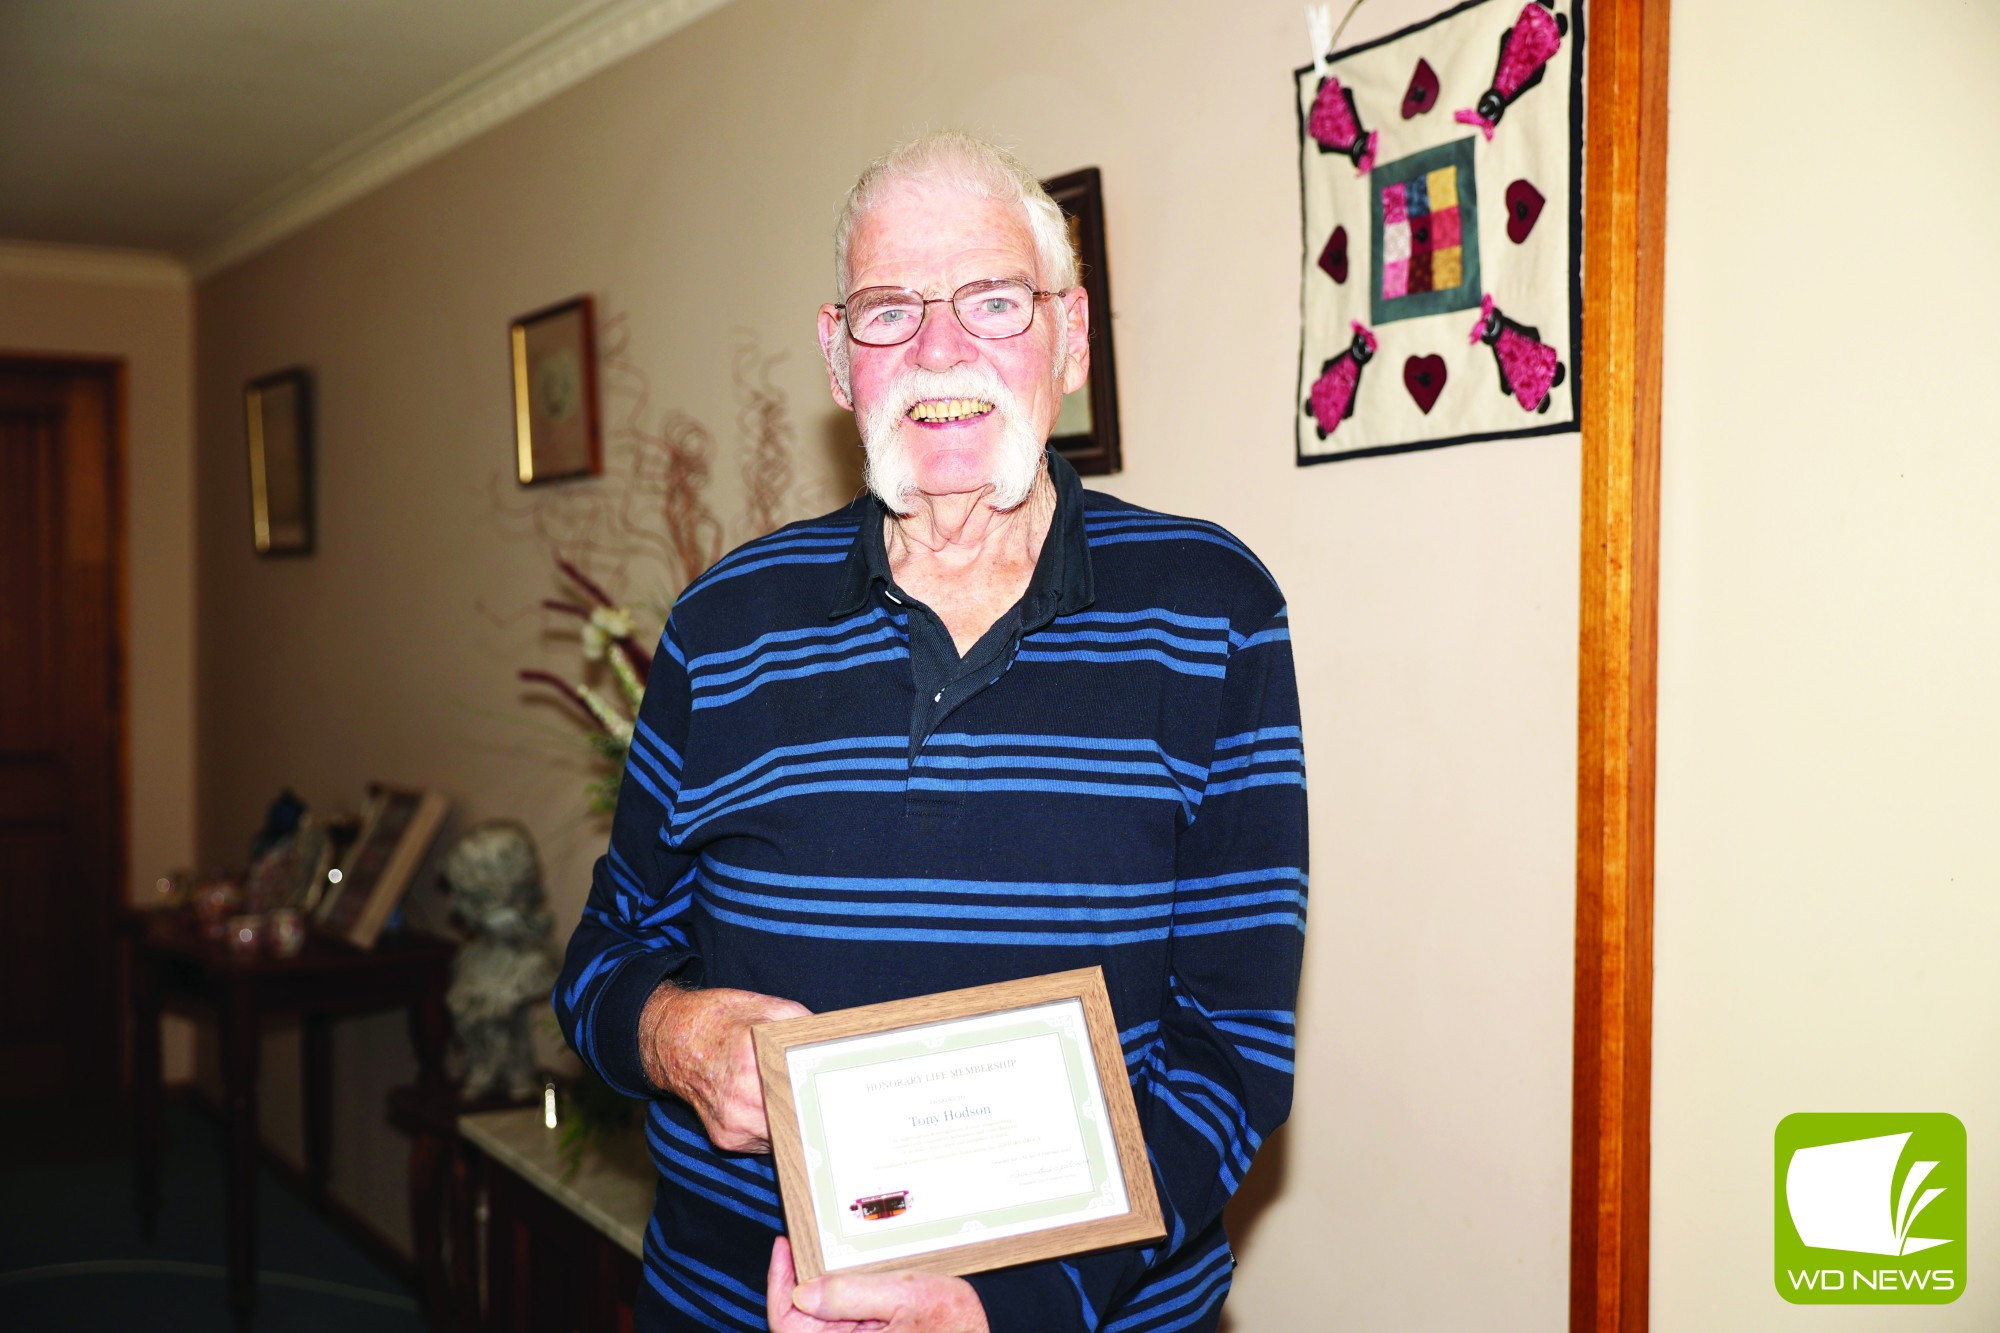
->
[556, 452, 1308, 1333]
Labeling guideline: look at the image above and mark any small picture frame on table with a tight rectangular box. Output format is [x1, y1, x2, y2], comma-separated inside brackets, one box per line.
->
[244, 367, 313, 555]
[1041, 168, 1122, 477]
[510, 295, 602, 485]
[313, 785, 450, 949]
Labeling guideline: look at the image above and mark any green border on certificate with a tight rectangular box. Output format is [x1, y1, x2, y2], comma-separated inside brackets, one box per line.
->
[789, 1000, 1123, 1265]
[753, 967, 1164, 1283]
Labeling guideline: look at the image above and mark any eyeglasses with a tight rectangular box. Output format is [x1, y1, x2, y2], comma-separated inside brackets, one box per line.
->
[836, 278, 1062, 347]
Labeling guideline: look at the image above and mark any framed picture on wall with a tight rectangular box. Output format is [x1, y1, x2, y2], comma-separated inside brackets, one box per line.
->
[509, 295, 602, 486]
[312, 784, 450, 949]
[244, 367, 313, 555]
[1040, 168, 1122, 476]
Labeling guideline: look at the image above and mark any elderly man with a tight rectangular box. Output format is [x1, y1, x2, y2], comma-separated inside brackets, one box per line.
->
[555, 131, 1306, 1333]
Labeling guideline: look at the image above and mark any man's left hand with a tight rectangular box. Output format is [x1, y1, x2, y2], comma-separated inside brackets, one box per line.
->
[767, 1237, 989, 1333]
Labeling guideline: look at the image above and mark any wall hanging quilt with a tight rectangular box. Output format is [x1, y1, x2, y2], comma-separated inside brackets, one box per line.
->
[1296, 0, 1583, 465]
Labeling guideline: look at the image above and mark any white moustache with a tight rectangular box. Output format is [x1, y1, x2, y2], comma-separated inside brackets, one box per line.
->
[882, 366, 1016, 423]
[858, 366, 1045, 514]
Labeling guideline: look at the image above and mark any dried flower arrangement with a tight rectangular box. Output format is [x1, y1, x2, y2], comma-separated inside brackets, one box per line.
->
[517, 554, 653, 813]
[501, 317, 807, 816]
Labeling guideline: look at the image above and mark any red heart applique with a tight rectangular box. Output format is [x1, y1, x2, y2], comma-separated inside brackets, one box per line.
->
[1402, 59, 1440, 119]
[1403, 355, 1447, 413]
[1317, 225, 1349, 284]
[1506, 180, 1545, 243]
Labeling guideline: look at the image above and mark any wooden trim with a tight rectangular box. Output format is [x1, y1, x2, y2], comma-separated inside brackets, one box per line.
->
[1571, 1, 1669, 1331]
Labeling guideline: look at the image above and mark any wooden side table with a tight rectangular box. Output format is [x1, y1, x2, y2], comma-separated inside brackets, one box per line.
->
[459, 1106, 653, 1333]
[125, 912, 456, 1331]
[388, 1080, 545, 1331]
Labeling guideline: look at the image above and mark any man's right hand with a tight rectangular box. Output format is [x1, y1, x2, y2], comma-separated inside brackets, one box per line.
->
[637, 984, 810, 1153]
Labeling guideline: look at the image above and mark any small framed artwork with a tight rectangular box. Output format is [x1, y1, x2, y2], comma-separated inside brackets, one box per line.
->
[510, 295, 602, 485]
[1041, 168, 1123, 476]
[313, 784, 450, 949]
[244, 368, 313, 555]
[753, 966, 1162, 1283]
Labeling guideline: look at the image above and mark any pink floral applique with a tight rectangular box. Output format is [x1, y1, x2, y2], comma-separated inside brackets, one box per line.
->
[1308, 76, 1379, 174]
[1306, 322, 1379, 438]
[1456, 2, 1568, 139]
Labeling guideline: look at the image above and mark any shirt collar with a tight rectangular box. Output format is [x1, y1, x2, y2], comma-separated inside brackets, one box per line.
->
[829, 447, 1095, 621]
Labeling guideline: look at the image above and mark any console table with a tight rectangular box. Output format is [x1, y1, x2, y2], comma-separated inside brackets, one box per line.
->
[459, 1106, 652, 1332]
[126, 912, 456, 1331]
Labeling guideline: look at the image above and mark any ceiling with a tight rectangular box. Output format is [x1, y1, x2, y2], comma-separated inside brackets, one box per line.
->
[0, 0, 631, 258]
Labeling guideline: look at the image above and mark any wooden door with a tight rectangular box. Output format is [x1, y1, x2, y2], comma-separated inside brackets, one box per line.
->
[0, 359, 124, 1103]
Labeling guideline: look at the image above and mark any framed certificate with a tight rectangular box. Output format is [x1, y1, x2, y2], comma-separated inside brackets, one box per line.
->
[753, 967, 1163, 1283]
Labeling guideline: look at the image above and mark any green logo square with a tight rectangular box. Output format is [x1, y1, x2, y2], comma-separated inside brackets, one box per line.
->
[1775, 1112, 1966, 1304]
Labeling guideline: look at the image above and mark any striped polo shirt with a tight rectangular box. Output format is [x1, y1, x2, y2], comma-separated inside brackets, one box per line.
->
[555, 451, 1308, 1333]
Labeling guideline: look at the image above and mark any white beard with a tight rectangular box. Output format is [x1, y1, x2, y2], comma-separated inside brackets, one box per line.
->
[857, 363, 1048, 514]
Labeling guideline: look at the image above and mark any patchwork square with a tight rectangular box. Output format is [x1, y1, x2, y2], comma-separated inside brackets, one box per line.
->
[1426, 166, 1459, 211]
[1432, 246, 1462, 290]
[1406, 176, 1430, 217]
[1369, 136, 1482, 325]
[1382, 221, 1412, 263]
[1381, 259, 1409, 299]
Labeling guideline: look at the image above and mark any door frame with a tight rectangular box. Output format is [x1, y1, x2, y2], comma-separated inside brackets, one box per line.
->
[1569, 1, 1669, 1329]
[0, 352, 129, 1095]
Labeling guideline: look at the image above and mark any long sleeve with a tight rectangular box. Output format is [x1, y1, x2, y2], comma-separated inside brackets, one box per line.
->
[967, 606, 1308, 1331]
[553, 618, 704, 1100]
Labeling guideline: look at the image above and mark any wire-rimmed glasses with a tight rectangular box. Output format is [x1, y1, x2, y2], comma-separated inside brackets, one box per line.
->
[836, 278, 1062, 346]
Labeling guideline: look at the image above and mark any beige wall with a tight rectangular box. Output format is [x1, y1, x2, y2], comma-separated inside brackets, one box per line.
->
[193, 0, 1578, 1316]
[1653, 0, 2000, 1327]
[0, 250, 199, 1084]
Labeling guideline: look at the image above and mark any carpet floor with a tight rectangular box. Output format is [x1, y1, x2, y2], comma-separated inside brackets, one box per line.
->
[0, 1099, 425, 1332]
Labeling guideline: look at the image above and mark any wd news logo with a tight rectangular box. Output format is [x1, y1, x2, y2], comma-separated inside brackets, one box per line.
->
[1775, 1113, 1966, 1304]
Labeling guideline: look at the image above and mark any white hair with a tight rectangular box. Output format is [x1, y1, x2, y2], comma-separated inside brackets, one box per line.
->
[833, 130, 1078, 298]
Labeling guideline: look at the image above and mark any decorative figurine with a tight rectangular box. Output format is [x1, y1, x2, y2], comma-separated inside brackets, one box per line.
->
[443, 820, 559, 1100]
[250, 788, 308, 860]
[190, 874, 244, 939]
[268, 908, 307, 957]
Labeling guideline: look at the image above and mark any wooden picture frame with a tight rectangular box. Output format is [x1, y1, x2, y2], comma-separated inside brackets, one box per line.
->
[312, 784, 449, 950]
[1041, 169, 1122, 476]
[510, 295, 602, 486]
[244, 367, 313, 555]
[754, 966, 1162, 1284]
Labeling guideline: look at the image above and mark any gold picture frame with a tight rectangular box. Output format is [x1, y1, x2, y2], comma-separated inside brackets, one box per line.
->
[754, 966, 1162, 1284]
[509, 295, 602, 486]
[244, 367, 313, 555]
